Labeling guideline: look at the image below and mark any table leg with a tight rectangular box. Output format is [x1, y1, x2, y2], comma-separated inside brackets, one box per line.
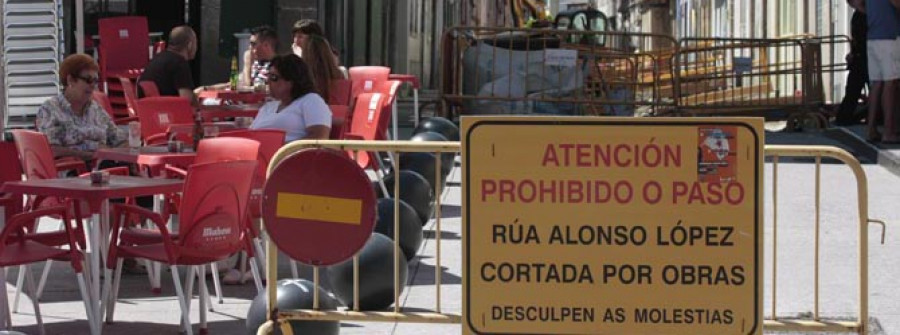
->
[89, 212, 102, 332]
[392, 99, 399, 141]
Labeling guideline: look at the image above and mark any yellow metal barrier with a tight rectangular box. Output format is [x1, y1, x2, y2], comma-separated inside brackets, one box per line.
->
[258, 141, 882, 335]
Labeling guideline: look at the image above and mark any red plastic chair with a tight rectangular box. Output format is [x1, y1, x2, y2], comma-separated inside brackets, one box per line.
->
[328, 78, 353, 105]
[379, 80, 403, 140]
[106, 160, 257, 335]
[344, 93, 390, 171]
[118, 77, 140, 118]
[218, 129, 284, 285]
[138, 80, 161, 97]
[329, 104, 350, 140]
[120, 137, 262, 297]
[348, 66, 390, 102]
[93, 91, 138, 125]
[0, 205, 97, 335]
[98, 16, 149, 82]
[0, 141, 23, 224]
[134, 96, 194, 146]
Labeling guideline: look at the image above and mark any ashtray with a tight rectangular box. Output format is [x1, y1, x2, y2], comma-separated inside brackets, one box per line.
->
[90, 170, 110, 185]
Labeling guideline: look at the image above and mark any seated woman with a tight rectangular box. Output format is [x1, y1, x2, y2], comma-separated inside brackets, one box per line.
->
[37, 54, 126, 162]
[302, 35, 346, 103]
[250, 54, 331, 142]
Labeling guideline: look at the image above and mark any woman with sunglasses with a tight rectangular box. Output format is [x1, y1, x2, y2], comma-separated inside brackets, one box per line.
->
[249, 54, 331, 142]
[36, 54, 126, 162]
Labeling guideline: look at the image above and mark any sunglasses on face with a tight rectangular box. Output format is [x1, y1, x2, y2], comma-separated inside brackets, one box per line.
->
[75, 74, 99, 85]
[267, 74, 281, 83]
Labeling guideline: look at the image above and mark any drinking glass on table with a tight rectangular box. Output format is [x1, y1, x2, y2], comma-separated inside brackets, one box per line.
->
[203, 125, 220, 138]
[127, 121, 142, 148]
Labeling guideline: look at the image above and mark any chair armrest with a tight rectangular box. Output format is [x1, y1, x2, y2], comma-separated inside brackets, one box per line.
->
[55, 157, 88, 175]
[163, 165, 187, 178]
[109, 203, 177, 266]
[112, 116, 140, 125]
[1, 206, 69, 246]
[144, 133, 168, 146]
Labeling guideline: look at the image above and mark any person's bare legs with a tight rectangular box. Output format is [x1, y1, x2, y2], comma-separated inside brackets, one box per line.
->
[868, 81, 884, 141]
[884, 79, 899, 142]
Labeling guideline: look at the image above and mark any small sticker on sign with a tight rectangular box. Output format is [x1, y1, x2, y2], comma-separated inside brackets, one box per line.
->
[119, 29, 130, 39]
[544, 49, 578, 67]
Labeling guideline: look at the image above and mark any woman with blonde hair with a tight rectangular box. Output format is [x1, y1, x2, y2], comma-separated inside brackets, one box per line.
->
[302, 35, 346, 103]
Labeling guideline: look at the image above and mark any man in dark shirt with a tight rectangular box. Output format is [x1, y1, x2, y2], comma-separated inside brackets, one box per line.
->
[835, 0, 868, 125]
[138, 25, 198, 105]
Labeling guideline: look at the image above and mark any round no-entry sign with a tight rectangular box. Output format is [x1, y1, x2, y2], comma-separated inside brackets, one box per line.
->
[262, 148, 376, 266]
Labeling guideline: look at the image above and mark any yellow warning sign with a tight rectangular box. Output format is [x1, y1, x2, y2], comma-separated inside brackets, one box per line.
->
[276, 193, 362, 225]
[462, 117, 763, 335]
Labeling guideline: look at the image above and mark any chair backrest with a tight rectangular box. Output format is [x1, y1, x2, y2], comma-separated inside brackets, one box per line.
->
[118, 77, 139, 117]
[177, 160, 257, 260]
[328, 104, 350, 140]
[138, 80, 160, 97]
[0, 140, 24, 222]
[98, 16, 150, 79]
[194, 137, 261, 165]
[134, 96, 194, 143]
[217, 129, 285, 179]
[10, 130, 58, 181]
[349, 66, 390, 102]
[92, 91, 117, 120]
[347, 93, 388, 169]
[378, 80, 403, 137]
[328, 79, 353, 105]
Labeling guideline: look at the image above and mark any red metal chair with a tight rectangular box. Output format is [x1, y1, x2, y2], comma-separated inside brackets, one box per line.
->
[98, 16, 149, 83]
[92, 91, 138, 125]
[138, 80, 161, 97]
[348, 66, 390, 102]
[0, 205, 98, 335]
[328, 78, 353, 105]
[134, 96, 195, 146]
[106, 160, 257, 335]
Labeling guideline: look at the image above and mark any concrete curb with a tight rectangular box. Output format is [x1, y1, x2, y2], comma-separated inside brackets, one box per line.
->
[828, 127, 900, 177]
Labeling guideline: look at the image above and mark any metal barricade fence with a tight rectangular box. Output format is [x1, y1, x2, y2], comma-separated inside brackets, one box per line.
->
[440, 27, 679, 119]
[763, 145, 884, 334]
[256, 142, 882, 335]
[258, 140, 462, 335]
[673, 38, 814, 115]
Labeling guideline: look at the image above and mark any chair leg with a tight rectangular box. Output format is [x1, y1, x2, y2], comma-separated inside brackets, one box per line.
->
[104, 258, 123, 324]
[35, 260, 52, 301]
[76, 272, 99, 335]
[143, 260, 160, 294]
[23, 265, 44, 335]
[170, 265, 193, 335]
[253, 238, 266, 274]
[248, 257, 263, 293]
[11, 265, 25, 313]
[0, 267, 12, 329]
[209, 262, 223, 304]
[197, 266, 208, 334]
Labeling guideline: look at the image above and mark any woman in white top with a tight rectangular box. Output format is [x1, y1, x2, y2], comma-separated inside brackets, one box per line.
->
[250, 54, 331, 142]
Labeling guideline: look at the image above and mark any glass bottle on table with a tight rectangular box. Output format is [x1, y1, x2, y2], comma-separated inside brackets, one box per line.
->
[229, 56, 239, 91]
